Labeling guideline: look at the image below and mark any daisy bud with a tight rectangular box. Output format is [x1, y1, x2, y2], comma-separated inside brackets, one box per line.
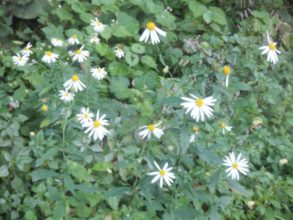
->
[279, 158, 288, 166]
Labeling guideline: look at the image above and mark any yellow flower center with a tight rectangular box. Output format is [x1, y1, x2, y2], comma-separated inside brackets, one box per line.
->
[93, 120, 101, 128]
[72, 35, 77, 39]
[147, 124, 155, 132]
[46, 51, 53, 57]
[193, 127, 200, 132]
[84, 113, 88, 119]
[75, 49, 81, 54]
[223, 66, 231, 75]
[269, 42, 276, 50]
[19, 57, 23, 61]
[146, 22, 156, 31]
[159, 170, 166, 176]
[71, 74, 79, 81]
[220, 122, 226, 128]
[24, 47, 30, 51]
[232, 163, 238, 170]
[195, 98, 204, 107]
[41, 104, 48, 112]
[64, 93, 69, 96]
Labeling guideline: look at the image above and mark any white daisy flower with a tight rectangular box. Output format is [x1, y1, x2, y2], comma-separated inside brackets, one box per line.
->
[90, 34, 100, 44]
[51, 38, 64, 47]
[12, 53, 29, 66]
[21, 42, 33, 56]
[41, 51, 59, 64]
[59, 89, 74, 103]
[90, 67, 107, 80]
[223, 152, 249, 181]
[139, 21, 167, 45]
[181, 95, 217, 122]
[70, 45, 89, 63]
[63, 74, 86, 92]
[220, 122, 232, 134]
[189, 127, 200, 143]
[90, 18, 106, 33]
[148, 161, 175, 188]
[77, 107, 94, 127]
[223, 65, 231, 88]
[138, 122, 164, 139]
[114, 45, 124, 59]
[84, 110, 109, 141]
[68, 35, 80, 45]
[259, 32, 281, 64]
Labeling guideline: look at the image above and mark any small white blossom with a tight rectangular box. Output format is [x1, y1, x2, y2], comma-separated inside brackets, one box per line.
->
[90, 34, 100, 44]
[41, 51, 59, 64]
[114, 45, 125, 59]
[51, 38, 64, 47]
[148, 161, 175, 188]
[91, 67, 107, 80]
[259, 32, 281, 64]
[84, 110, 109, 141]
[90, 18, 106, 33]
[223, 152, 249, 181]
[59, 90, 74, 103]
[70, 45, 89, 63]
[63, 74, 86, 92]
[68, 35, 80, 45]
[21, 42, 33, 56]
[139, 21, 166, 45]
[12, 53, 28, 66]
[138, 122, 164, 139]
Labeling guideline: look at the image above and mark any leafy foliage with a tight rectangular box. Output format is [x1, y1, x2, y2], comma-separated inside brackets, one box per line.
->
[0, 0, 293, 219]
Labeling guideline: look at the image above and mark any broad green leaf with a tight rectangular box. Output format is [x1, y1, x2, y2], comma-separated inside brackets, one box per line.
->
[31, 169, 59, 181]
[92, 162, 112, 171]
[141, 55, 157, 69]
[67, 160, 89, 182]
[209, 6, 227, 25]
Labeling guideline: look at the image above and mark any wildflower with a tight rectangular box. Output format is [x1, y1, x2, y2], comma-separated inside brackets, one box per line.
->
[91, 67, 107, 80]
[148, 161, 175, 188]
[41, 104, 48, 112]
[114, 45, 124, 59]
[21, 42, 33, 56]
[63, 74, 86, 92]
[138, 122, 164, 139]
[259, 32, 281, 64]
[279, 158, 288, 166]
[223, 65, 231, 88]
[139, 21, 166, 44]
[220, 122, 232, 134]
[181, 95, 216, 122]
[77, 107, 94, 127]
[90, 18, 106, 33]
[190, 127, 200, 143]
[90, 34, 100, 44]
[246, 201, 256, 209]
[41, 51, 59, 64]
[59, 89, 74, 103]
[68, 35, 79, 45]
[223, 152, 249, 181]
[51, 38, 64, 47]
[12, 53, 29, 66]
[84, 110, 109, 141]
[70, 45, 89, 63]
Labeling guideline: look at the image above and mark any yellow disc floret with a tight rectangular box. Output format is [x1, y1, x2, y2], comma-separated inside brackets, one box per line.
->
[41, 104, 48, 112]
[93, 120, 101, 128]
[193, 127, 200, 132]
[75, 49, 81, 54]
[232, 163, 238, 170]
[223, 65, 231, 75]
[220, 122, 226, 128]
[46, 51, 53, 57]
[147, 124, 155, 132]
[159, 170, 166, 176]
[146, 22, 156, 31]
[269, 42, 276, 50]
[195, 98, 204, 107]
[71, 74, 79, 82]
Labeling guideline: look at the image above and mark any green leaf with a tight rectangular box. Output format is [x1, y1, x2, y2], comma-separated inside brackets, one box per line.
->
[131, 43, 145, 54]
[64, 174, 75, 192]
[203, 11, 212, 24]
[209, 6, 227, 25]
[209, 206, 220, 220]
[24, 210, 37, 220]
[227, 179, 253, 197]
[92, 162, 112, 171]
[67, 160, 89, 182]
[109, 76, 131, 100]
[141, 55, 157, 69]
[125, 52, 139, 67]
[184, 0, 207, 18]
[31, 169, 59, 181]
[180, 127, 189, 154]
